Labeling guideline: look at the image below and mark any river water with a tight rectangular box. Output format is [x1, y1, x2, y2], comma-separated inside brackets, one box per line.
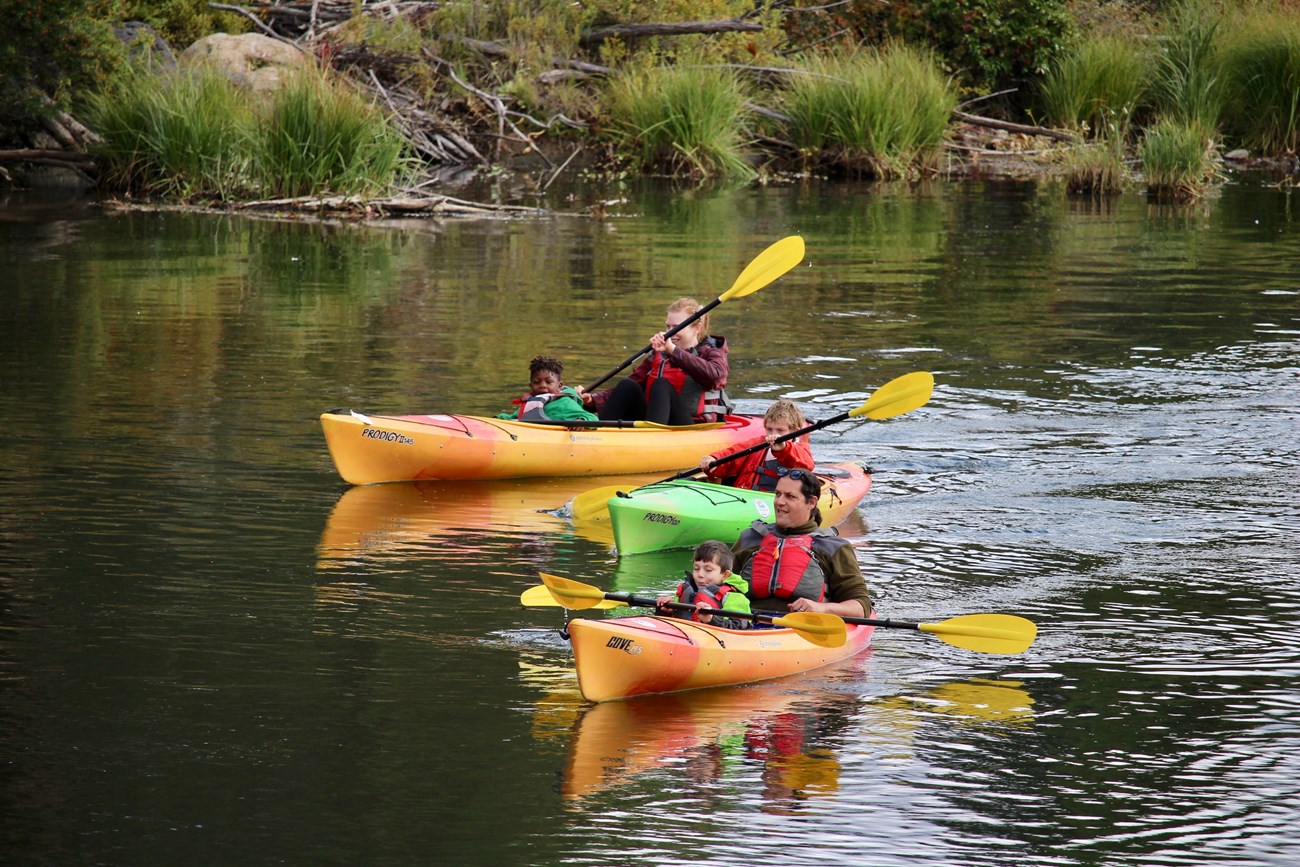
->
[1, 177, 1297, 866]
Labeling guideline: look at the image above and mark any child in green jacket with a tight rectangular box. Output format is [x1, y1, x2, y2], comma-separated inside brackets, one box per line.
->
[496, 355, 598, 422]
[656, 540, 753, 630]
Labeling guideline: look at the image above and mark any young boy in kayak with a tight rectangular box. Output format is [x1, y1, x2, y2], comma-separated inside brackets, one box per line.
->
[579, 297, 733, 425]
[495, 355, 598, 423]
[656, 540, 753, 630]
[698, 399, 814, 491]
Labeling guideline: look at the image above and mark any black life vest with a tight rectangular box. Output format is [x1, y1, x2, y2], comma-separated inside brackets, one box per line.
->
[751, 451, 786, 492]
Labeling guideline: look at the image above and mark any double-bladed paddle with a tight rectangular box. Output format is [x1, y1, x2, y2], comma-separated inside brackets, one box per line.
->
[567, 370, 935, 523]
[522, 572, 1037, 655]
[582, 235, 805, 393]
[531, 572, 847, 648]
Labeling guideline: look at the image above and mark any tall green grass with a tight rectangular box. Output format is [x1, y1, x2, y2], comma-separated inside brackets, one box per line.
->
[1139, 116, 1219, 201]
[91, 66, 251, 198]
[1064, 135, 1128, 197]
[1218, 10, 1300, 153]
[1038, 35, 1150, 138]
[603, 65, 755, 180]
[250, 69, 409, 198]
[1150, 0, 1225, 131]
[781, 45, 955, 178]
[90, 65, 407, 199]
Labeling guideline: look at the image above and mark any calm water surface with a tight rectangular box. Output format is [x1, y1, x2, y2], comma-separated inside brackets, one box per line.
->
[1, 178, 1297, 866]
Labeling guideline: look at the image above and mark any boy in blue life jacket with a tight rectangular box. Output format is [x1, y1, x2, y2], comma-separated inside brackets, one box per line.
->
[495, 355, 598, 422]
[656, 540, 753, 630]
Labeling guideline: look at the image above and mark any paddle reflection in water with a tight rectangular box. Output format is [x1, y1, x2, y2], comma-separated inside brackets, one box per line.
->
[520, 658, 1034, 812]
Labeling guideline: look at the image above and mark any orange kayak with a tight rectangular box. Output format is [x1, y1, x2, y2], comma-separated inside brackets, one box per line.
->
[320, 410, 767, 484]
[567, 615, 875, 702]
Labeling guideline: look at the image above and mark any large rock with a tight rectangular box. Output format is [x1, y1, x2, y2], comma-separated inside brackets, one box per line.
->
[181, 33, 311, 94]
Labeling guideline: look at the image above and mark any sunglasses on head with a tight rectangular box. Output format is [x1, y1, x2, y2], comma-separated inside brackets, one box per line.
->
[775, 468, 811, 480]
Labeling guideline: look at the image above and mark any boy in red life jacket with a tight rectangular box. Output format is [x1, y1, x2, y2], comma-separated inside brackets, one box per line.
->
[495, 355, 598, 423]
[578, 297, 733, 425]
[733, 469, 872, 620]
[655, 540, 754, 630]
[698, 399, 814, 491]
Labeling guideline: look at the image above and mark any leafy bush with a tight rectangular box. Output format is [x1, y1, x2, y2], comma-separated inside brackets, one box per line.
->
[0, 0, 124, 137]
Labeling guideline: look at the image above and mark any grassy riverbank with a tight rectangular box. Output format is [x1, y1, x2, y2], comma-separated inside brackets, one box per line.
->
[5, 0, 1299, 205]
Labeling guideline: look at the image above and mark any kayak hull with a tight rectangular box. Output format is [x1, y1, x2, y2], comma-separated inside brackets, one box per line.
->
[320, 411, 767, 483]
[606, 461, 872, 555]
[568, 615, 874, 702]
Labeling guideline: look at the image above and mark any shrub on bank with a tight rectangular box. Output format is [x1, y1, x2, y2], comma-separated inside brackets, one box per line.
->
[1217, 10, 1300, 154]
[781, 45, 955, 178]
[91, 66, 407, 199]
[1038, 35, 1150, 138]
[1139, 116, 1219, 201]
[250, 69, 409, 198]
[602, 65, 755, 180]
[91, 66, 249, 198]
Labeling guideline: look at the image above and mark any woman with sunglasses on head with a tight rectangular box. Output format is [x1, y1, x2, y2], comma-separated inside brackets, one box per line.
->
[731, 468, 872, 620]
[578, 297, 733, 425]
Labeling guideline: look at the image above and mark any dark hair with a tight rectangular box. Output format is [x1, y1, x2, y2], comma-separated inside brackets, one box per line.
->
[694, 539, 734, 572]
[777, 468, 824, 526]
[528, 355, 564, 378]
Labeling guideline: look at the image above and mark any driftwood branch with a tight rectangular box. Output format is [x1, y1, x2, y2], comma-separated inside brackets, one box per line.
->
[228, 193, 548, 217]
[0, 149, 96, 164]
[580, 17, 764, 45]
[952, 110, 1077, 143]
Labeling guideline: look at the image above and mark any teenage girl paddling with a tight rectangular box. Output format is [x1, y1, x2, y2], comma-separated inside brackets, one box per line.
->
[579, 297, 732, 425]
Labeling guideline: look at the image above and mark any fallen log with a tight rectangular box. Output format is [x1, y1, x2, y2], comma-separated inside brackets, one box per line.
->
[952, 110, 1078, 143]
[579, 17, 764, 45]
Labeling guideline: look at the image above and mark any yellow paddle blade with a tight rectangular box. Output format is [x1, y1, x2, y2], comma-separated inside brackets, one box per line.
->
[850, 371, 935, 421]
[538, 572, 613, 610]
[919, 613, 1037, 655]
[520, 584, 626, 609]
[720, 236, 805, 301]
[568, 484, 626, 523]
[769, 611, 848, 648]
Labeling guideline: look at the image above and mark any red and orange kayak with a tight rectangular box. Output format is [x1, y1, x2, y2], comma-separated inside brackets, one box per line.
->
[320, 410, 767, 484]
[567, 614, 875, 702]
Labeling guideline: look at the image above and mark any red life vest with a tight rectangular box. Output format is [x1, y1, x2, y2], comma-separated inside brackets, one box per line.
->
[748, 532, 827, 604]
[676, 575, 738, 622]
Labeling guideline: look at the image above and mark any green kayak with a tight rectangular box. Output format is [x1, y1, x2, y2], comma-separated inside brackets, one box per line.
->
[606, 461, 872, 556]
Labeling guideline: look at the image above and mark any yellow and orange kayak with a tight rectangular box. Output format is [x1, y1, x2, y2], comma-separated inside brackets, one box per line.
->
[320, 410, 767, 484]
[567, 615, 875, 703]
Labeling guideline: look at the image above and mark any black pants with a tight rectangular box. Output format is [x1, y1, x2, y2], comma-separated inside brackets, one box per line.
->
[598, 377, 694, 425]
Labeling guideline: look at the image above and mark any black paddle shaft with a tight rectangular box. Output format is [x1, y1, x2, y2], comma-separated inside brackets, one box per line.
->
[614, 592, 783, 626]
[583, 297, 723, 393]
